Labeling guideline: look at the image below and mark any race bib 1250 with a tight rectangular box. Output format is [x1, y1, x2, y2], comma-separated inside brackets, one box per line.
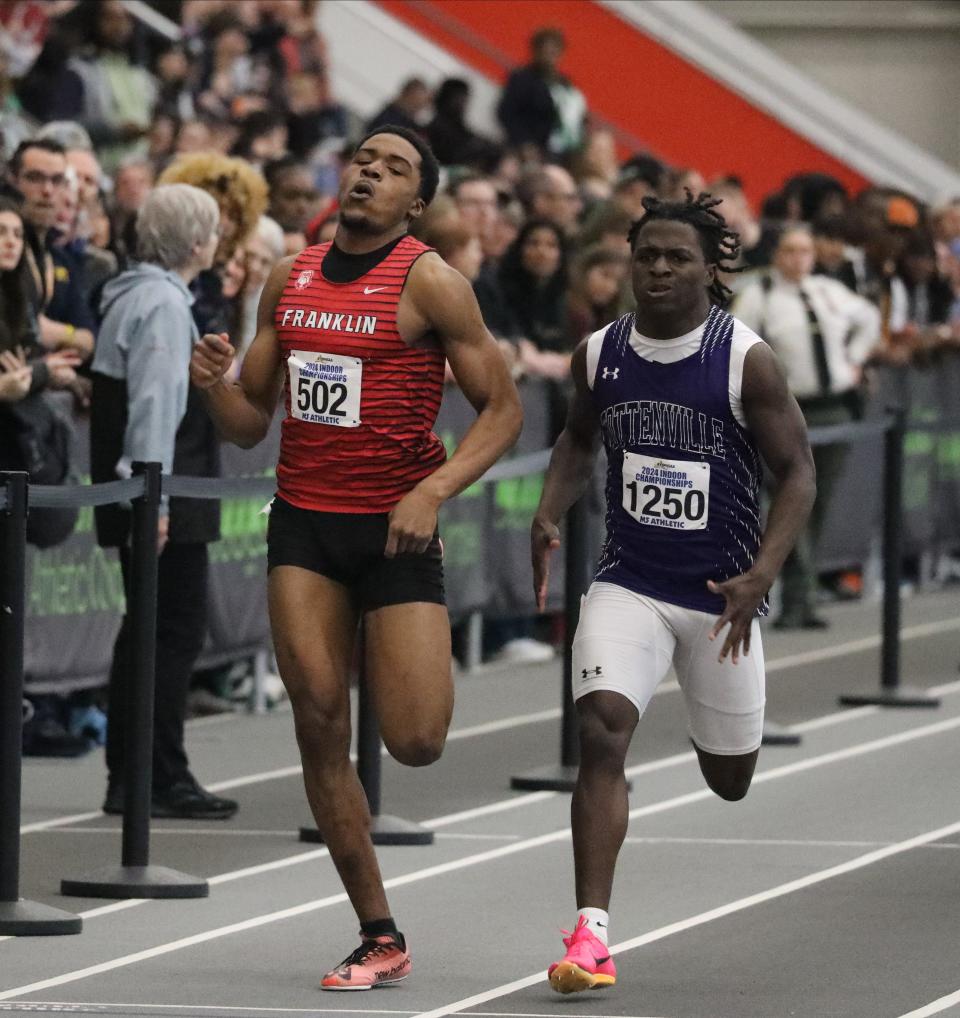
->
[288, 350, 361, 427]
[621, 451, 710, 531]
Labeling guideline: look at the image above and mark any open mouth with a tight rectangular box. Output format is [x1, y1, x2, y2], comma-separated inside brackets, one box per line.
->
[349, 181, 375, 199]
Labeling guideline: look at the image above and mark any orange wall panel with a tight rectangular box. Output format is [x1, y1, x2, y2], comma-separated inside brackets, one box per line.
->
[375, 0, 870, 206]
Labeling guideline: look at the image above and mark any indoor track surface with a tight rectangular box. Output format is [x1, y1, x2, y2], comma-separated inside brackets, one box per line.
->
[4, 588, 960, 1018]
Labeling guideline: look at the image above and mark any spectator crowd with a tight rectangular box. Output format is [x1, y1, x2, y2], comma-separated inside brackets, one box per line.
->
[2, 0, 960, 764]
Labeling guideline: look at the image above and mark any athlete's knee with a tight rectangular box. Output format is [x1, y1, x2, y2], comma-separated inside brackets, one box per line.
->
[577, 702, 635, 769]
[383, 725, 446, 767]
[705, 773, 752, 802]
[288, 686, 350, 756]
[695, 746, 757, 802]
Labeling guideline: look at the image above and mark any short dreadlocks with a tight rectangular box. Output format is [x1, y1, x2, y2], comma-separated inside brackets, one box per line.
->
[627, 191, 742, 307]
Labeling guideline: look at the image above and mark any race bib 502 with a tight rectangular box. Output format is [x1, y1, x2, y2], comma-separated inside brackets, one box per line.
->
[288, 350, 361, 427]
[621, 451, 710, 531]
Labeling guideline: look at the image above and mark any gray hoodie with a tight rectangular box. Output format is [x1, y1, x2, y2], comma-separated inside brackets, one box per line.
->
[92, 263, 198, 499]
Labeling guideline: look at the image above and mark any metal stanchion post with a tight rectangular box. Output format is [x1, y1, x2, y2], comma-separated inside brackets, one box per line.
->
[62, 463, 209, 898]
[511, 497, 631, 792]
[840, 410, 940, 708]
[300, 621, 434, 845]
[0, 472, 81, 935]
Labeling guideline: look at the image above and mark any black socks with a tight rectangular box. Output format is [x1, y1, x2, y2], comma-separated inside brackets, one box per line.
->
[361, 917, 402, 946]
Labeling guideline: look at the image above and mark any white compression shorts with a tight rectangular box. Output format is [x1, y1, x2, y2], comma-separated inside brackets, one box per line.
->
[572, 581, 766, 755]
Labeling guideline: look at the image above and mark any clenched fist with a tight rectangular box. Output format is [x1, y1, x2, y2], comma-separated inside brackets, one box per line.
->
[190, 332, 235, 390]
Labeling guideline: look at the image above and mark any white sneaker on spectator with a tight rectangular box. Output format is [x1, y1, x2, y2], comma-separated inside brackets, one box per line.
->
[492, 637, 556, 664]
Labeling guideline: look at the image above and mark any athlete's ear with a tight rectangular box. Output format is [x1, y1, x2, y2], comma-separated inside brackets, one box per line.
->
[704, 262, 717, 287]
[408, 197, 426, 222]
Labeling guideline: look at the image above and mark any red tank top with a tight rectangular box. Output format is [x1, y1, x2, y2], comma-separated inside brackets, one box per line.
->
[275, 236, 446, 513]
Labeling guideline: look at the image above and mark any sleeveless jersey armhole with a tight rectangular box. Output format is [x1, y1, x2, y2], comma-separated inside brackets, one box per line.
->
[585, 324, 610, 390]
[728, 320, 763, 429]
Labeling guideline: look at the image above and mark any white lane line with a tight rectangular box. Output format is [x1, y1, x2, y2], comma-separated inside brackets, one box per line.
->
[20, 811, 104, 834]
[766, 615, 960, 672]
[19, 622, 960, 835]
[41, 828, 534, 844]
[791, 677, 960, 735]
[202, 710, 570, 795]
[434, 833, 521, 842]
[41, 828, 300, 837]
[430, 749, 699, 832]
[12, 705, 960, 938]
[469, 1014, 667, 1018]
[0, 1005, 414, 1015]
[411, 816, 960, 1018]
[898, 987, 960, 1017]
[621, 835, 960, 850]
[5, 711, 960, 999]
[428, 791, 556, 830]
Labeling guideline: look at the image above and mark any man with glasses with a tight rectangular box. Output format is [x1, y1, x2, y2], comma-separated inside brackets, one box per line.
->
[7, 138, 95, 358]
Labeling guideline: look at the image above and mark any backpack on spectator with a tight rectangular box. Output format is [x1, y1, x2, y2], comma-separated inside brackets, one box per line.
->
[8, 391, 79, 548]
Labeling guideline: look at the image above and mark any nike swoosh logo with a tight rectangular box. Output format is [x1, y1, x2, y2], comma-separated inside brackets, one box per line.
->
[593, 955, 611, 965]
[364, 286, 387, 294]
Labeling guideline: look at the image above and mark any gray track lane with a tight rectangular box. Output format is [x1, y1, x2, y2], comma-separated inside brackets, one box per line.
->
[4, 589, 960, 1017]
[4, 677, 960, 1018]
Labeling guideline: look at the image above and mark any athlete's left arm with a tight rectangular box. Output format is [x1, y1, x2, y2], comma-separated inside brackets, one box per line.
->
[707, 341, 816, 663]
[385, 254, 523, 557]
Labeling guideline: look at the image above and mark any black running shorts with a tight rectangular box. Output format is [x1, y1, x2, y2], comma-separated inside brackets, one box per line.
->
[266, 495, 445, 612]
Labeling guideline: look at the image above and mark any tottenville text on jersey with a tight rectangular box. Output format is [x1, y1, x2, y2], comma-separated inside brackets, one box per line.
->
[601, 400, 726, 458]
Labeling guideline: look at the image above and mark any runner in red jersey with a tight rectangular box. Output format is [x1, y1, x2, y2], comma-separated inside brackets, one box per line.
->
[274, 232, 448, 513]
[190, 127, 522, 990]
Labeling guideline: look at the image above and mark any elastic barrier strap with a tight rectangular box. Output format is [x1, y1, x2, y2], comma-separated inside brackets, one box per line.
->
[164, 475, 277, 500]
[807, 417, 894, 447]
[2, 414, 933, 512]
[27, 476, 145, 509]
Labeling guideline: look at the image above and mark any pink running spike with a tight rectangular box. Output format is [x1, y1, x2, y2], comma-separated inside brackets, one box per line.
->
[547, 916, 617, 994]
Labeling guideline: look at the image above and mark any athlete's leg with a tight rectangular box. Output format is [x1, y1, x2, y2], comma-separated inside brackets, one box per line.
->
[572, 690, 639, 908]
[549, 585, 673, 994]
[569, 583, 676, 908]
[692, 744, 759, 802]
[268, 565, 390, 922]
[364, 601, 453, 767]
[673, 609, 765, 802]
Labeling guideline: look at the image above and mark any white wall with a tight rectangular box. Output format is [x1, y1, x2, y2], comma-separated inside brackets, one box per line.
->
[317, 1, 501, 137]
[702, 0, 960, 171]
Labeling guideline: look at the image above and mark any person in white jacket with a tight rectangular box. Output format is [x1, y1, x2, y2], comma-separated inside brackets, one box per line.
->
[733, 224, 881, 628]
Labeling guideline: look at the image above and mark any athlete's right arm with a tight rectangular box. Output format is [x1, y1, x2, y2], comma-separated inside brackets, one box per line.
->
[531, 339, 601, 611]
[189, 256, 294, 449]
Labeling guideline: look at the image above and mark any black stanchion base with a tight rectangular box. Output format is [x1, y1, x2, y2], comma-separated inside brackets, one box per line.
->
[0, 899, 82, 936]
[839, 687, 942, 709]
[510, 765, 633, 793]
[761, 721, 802, 747]
[61, 865, 208, 899]
[510, 764, 579, 792]
[300, 816, 434, 846]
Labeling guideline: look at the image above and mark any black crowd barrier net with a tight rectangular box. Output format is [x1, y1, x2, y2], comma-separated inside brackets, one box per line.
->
[5, 362, 960, 694]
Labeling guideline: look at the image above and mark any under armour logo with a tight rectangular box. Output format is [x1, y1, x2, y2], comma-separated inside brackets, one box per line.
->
[581, 666, 602, 678]
[602, 367, 619, 380]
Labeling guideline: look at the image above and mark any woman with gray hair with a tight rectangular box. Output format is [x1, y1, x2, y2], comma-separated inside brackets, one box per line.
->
[90, 183, 239, 821]
[238, 215, 285, 356]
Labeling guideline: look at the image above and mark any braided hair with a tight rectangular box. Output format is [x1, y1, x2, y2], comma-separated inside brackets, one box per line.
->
[627, 191, 742, 307]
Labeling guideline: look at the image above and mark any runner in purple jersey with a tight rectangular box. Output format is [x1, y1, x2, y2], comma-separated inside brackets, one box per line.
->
[531, 193, 816, 994]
